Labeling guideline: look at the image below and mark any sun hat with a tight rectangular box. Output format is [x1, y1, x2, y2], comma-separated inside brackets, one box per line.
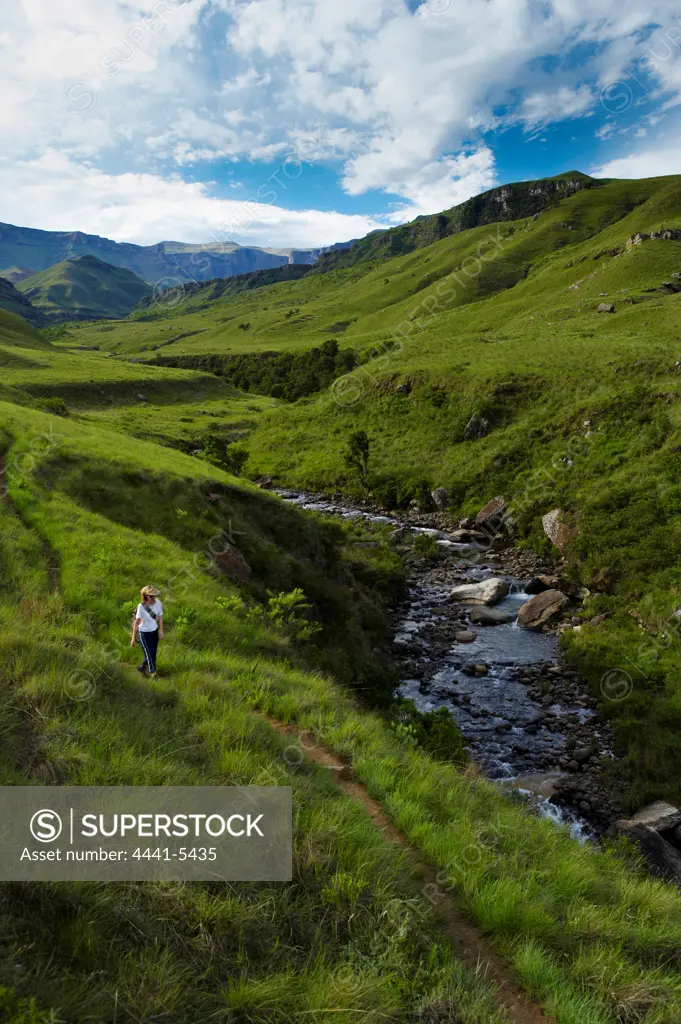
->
[141, 585, 161, 597]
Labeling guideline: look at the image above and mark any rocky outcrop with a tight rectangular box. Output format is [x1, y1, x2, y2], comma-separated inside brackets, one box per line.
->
[450, 578, 509, 605]
[517, 590, 569, 630]
[626, 232, 648, 248]
[626, 229, 681, 250]
[215, 544, 252, 583]
[464, 415, 492, 440]
[431, 487, 450, 510]
[542, 509, 578, 553]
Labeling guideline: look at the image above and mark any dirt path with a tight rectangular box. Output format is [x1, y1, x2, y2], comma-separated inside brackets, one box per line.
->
[267, 717, 553, 1024]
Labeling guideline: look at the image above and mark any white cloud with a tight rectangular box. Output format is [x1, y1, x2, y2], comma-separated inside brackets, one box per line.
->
[2, 0, 681, 245]
[592, 140, 681, 178]
[520, 86, 596, 128]
[0, 151, 383, 248]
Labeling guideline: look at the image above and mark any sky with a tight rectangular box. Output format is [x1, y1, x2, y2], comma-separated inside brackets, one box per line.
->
[1, 0, 680, 250]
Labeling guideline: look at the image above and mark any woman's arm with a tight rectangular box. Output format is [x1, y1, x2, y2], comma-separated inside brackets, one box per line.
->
[158, 615, 164, 640]
[131, 616, 142, 646]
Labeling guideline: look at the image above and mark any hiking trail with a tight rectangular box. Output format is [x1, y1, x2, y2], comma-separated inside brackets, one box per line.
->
[267, 716, 554, 1024]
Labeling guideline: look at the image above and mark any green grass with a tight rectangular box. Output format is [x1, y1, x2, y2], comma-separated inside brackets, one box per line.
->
[77, 391, 278, 448]
[0, 339, 235, 410]
[3, 401, 681, 1022]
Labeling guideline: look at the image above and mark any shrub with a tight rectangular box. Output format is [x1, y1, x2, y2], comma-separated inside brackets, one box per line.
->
[391, 701, 468, 765]
[38, 397, 69, 417]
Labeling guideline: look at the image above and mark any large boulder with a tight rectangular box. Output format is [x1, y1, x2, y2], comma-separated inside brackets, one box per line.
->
[631, 802, 681, 832]
[476, 496, 506, 529]
[542, 509, 578, 553]
[215, 544, 252, 583]
[469, 607, 515, 626]
[431, 487, 450, 510]
[517, 590, 569, 630]
[610, 822, 681, 884]
[598, 302, 615, 313]
[450, 578, 509, 606]
[525, 575, 558, 595]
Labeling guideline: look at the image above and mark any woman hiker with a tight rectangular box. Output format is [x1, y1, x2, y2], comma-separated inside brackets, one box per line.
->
[131, 585, 164, 677]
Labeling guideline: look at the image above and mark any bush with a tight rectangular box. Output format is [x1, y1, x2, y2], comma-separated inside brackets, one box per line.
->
[38, 397, 69, 417]
[391, 701, 468, 765]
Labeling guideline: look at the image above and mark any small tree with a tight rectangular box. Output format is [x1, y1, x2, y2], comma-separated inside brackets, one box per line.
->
[344, 430, 370, 494]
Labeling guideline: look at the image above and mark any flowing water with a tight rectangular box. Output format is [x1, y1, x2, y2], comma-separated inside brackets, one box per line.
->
[280, 490, 596, 838]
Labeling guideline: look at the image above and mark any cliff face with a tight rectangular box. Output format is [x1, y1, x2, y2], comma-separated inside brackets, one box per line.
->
[0, 223, 290, 284]
[312, 172, 602, 273]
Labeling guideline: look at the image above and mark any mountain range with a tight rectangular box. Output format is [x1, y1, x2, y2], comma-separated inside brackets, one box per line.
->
[0, 221, 353, 287]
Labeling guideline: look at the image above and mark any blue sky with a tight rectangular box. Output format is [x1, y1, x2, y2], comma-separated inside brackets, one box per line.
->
[0, 0, 680, 250]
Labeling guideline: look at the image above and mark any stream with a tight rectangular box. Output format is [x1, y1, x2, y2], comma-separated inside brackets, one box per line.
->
[280, 490, 619, 839]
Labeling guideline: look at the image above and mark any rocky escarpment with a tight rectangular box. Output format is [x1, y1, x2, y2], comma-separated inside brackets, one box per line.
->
[312, 171, 602, 272]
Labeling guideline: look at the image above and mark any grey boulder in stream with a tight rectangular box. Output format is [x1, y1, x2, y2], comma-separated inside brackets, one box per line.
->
[450, 578, 509, 605]
[469, 606, 515, 625]
[518, 589, 569, 630]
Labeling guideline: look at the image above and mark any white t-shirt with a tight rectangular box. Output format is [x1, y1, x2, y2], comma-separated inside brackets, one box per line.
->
[136, 599, 163, 633]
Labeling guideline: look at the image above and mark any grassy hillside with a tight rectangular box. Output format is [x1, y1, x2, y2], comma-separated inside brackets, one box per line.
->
[0, 276, 49, 327]
[3, 401, 681, 1023]
[134, 262, 312, 312]
[62, 174, 668, 363]
[18, 255, 152, 321]
[0, 306, 51, 351]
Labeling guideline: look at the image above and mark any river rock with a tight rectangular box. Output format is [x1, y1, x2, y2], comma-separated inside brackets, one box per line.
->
[517, 590, 569, 630]
[431, 487, 450, 510]
[525, 575, 558, 595]
[450, 578, 509, 605]
[469, 607, 514, 626]
[542, 509, 578, 553]
[455, 630, 478, 644]
[476, 496, 506, 529]
[630, 801, 681, 832]
[610, 822, 681, 884]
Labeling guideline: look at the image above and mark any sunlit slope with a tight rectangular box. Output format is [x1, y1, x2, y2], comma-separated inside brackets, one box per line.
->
[62, 174, 677, 361]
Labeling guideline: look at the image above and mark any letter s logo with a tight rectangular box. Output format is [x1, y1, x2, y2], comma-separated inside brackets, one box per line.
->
[30, 809, 63, 843]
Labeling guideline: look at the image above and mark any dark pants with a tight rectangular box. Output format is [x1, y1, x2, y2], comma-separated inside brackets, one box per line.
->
[139, 629, 159, 674]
